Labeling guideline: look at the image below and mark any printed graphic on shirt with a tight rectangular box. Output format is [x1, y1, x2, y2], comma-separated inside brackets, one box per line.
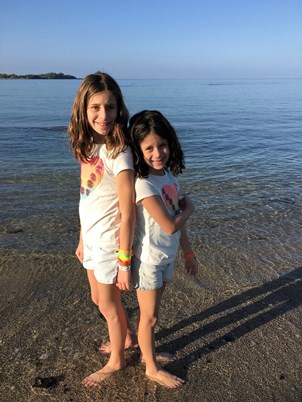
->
[80, 156, 104, 199]
[162, 183, 180, 215]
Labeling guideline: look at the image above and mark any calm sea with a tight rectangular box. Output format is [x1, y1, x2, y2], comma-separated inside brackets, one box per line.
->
[0, 78, 301, 286]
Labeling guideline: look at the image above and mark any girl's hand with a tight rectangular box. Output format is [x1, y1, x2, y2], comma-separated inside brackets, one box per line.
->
[184, 255, 198, 276]
[75, 237, 84, 262]
[116, 269, 132, 291]
[179, 196, 195, 213]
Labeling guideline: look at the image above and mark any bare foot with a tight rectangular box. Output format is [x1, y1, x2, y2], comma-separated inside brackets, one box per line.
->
[82, 370, 112, 387]
[99, 340, 139, 355]
[146, 369, 185, 389]
[82, 365, 123, 388]
[141, 352, 177, 364]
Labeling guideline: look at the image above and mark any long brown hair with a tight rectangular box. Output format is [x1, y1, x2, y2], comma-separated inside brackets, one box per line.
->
[68, 72, 129, 161]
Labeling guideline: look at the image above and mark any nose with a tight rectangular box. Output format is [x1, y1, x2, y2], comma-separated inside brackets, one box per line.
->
[99, 107, 108, 121]
[153, 147, 161, 157]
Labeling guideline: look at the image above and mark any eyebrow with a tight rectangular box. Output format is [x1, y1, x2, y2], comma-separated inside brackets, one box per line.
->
[89, 101, 116, 106]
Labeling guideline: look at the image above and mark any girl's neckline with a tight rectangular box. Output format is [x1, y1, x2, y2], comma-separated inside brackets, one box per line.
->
[150, 169, 166, 177]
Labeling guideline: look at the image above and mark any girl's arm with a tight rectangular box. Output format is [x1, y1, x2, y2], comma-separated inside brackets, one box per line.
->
[116, 169, 136, 291]
[179, 225, 198, 276]
[141, 195, 194, 235]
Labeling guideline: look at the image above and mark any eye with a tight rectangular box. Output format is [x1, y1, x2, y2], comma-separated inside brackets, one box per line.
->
[106, 104, 117, 110]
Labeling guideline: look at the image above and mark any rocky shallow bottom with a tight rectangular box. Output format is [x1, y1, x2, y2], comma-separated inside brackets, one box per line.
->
[0, 247, 301, 402]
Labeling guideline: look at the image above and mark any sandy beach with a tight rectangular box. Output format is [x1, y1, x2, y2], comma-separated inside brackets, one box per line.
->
[0, 244, 301, 402]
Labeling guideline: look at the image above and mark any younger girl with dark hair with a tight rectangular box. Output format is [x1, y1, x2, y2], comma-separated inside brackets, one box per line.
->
[129, 110, 198, 388]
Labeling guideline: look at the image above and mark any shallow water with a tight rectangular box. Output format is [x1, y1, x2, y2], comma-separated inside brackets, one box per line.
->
[0, 79, 301, 286]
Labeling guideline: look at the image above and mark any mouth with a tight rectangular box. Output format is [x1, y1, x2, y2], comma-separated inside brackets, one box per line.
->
[96, 121, 111, 129]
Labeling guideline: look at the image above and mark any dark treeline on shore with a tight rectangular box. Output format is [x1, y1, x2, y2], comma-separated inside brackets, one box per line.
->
[0, 72, 78, 79]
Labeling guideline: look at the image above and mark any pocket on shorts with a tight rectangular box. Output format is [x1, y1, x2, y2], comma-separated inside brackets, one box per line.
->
[92, 246, 119, 284]
[93, 246, 118, 263]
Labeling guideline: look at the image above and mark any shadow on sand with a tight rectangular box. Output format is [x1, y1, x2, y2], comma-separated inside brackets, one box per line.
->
[156, 266, 302, 378]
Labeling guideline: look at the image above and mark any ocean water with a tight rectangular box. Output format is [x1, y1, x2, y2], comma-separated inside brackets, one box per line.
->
[0, 78, 301, 287]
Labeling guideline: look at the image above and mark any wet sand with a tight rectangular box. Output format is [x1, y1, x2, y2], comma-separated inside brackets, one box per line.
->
[0, 246, 301, 402]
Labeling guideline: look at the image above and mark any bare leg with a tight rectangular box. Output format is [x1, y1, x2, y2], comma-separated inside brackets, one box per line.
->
[98, 284, 175, 362]
[82, 271, 127, 387]
[138, 283, 176, 363]
[136, 287, 185, 389]
[99, 305, 139, 353]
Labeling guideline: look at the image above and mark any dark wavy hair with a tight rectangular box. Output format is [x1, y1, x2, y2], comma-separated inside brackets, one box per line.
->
[68, 71, 129, 161]
[129, 110, 185, 178]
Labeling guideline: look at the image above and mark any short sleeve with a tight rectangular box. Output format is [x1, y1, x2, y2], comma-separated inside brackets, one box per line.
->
[135, 177, 159, 204]
[112, 146, 134, 177]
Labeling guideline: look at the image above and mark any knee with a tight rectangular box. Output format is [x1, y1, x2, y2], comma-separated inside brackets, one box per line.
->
[151, 315, 158, 328]
[141, 314, 158, 329]
[150, 316, 158, 329]
[91, 292, 99, 306]
[98, 303, 121, 322]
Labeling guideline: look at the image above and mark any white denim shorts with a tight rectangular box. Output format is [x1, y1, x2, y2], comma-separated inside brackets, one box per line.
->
[131, 255, 174, 290]
[83, 244, 118, 284]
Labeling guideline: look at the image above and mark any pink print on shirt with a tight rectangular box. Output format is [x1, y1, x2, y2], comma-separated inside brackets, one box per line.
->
[162, 183, 180, 216]
[80, 156, 104, 199]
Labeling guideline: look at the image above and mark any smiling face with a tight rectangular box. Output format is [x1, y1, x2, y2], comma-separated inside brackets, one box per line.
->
[87, 91, 118, 143]
[140, 132, 170, 175]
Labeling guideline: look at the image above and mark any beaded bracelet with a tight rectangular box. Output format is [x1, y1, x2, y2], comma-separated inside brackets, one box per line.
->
[184, 252, 196, 261]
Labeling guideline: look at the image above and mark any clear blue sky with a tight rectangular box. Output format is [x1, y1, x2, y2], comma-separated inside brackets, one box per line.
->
[1, 0, 301, 79]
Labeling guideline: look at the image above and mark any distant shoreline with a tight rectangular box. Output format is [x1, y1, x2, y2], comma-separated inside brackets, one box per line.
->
[0, 72, 79, 79]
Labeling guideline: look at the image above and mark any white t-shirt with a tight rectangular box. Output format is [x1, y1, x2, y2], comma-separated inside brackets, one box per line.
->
[79, 144, 134, 249]
[134, 169, 181, 265]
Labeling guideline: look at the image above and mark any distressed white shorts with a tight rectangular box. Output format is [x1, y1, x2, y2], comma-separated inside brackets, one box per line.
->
[82, 244, 118, 284]
[131, 255, 174, 290]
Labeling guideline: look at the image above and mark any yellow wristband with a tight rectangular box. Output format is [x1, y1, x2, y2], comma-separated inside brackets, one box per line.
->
[118, 249, 133, 255]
